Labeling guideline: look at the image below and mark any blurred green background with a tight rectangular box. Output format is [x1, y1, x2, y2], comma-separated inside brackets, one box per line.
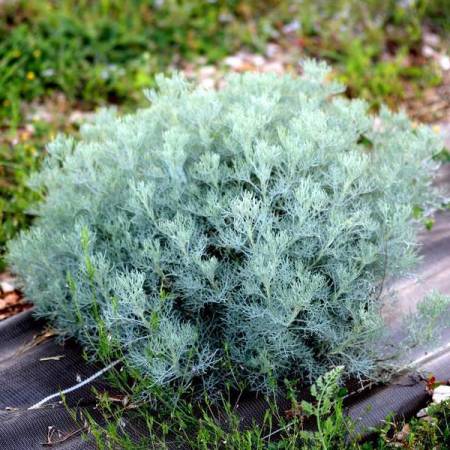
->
[1, 0, 449, 269]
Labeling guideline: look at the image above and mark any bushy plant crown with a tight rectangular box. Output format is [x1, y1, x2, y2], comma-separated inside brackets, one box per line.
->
[8, 61, 442, 395]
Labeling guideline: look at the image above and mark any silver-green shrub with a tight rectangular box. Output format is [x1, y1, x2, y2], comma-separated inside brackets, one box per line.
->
[8, 61, 442, 394]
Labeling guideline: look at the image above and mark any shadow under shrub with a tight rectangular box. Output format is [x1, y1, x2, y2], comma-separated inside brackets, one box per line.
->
[8, 61, 443, 398]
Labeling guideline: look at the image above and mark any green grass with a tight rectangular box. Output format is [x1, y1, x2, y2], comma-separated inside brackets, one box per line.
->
[0, 131, 41, 258]
[74, 360, 450, 449]
[1, 0, 448, 122]
[77, 365, 360, 450]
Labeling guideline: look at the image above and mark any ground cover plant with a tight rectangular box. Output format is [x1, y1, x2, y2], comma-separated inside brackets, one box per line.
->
[1, 0, 447, 121]
[82, 365, 358, 449]
[8, 62, 444, 403]
[81, 366, 450, 449]
[1, 0, 449, 269]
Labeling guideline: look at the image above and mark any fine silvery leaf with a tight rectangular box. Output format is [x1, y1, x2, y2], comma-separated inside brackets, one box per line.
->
[8, 60, 443, 396]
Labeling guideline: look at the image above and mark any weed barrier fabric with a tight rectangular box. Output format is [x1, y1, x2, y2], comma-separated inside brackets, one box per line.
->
[0, 310, 104, 449]
[1, 169, 450, 449]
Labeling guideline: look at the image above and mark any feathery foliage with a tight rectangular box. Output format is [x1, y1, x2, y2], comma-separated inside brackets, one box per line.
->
[8, 61, 442, 396]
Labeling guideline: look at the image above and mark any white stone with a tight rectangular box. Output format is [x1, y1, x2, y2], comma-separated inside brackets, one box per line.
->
[282, 20, 300, 34]
[439, 55, 450, 71]
[224, 55, 245, 70]
[423, 32, 440, 47]
[416, 407, 428, 417]
[432, 385, 450, 404]
[422, 45, 435, 58]
[266, 43, 281, 58]
[199, 66, 216, 77]
[251, 55, 266, 67]
[0, 281, 15, 294]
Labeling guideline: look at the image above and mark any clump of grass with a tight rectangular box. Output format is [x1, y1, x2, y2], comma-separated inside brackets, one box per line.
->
[1, 0, 447, 124]
[71, 361, 450, 449]
[80, 365, 360, 450]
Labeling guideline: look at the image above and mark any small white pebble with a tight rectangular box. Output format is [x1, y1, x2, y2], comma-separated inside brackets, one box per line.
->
[251, 55, 266, 67]
[282, 20, 300, 34]
[423, 32, 440, 47]
[0, 281, 15, 294]
[432, 385, 450, 404]
[224, 55, 245, 70]
[439, 55, 450, 71]
[199, 66, 216, 78]
[266, 43, 281, 58]
[416, 407, 428, 417]
[422, 45, 435, 58]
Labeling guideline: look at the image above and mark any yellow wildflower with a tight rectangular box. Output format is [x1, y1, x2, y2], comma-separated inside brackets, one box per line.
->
[432, 124, 441, 134]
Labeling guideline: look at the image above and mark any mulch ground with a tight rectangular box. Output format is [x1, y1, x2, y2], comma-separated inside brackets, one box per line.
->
[0, 273, 32, 320]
